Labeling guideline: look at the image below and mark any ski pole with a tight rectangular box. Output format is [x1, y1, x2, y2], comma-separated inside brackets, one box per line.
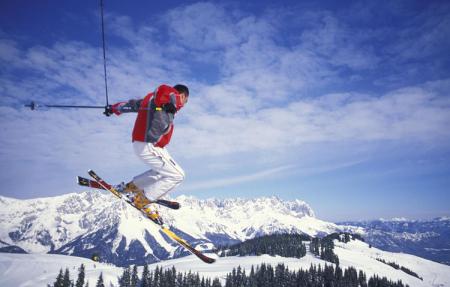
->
[25, 101, 105, 110]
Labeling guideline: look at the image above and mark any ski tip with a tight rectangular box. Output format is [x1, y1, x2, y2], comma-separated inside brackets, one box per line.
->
[77, 176, 90, 187]
[195, 251, 217, 264]
[199, 253, 216, 264]
[87, 169, 96, 177]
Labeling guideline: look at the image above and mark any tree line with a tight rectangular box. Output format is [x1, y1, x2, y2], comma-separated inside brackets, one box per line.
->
[49, 232, 411, 287]
[224, 263, 408, 287]
[216, 232, 365, 265]
[216, 233, 310, 258]
[310, 236, 339, 265]
[376, 258, 422, 280]
[50, 263, 410, 287]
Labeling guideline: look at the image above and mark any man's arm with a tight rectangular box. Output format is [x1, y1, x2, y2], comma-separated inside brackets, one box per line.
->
[107, 99, 143, 115]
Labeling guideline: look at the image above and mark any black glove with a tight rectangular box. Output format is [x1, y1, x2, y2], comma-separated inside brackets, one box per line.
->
[162, 103, 177, 114]
[104, 105, 113, 117]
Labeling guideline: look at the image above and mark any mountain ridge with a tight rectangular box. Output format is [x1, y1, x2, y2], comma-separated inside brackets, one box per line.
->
[339, 217, 450, 265]
[2, 191, 448, 267]
[0, 191, 339, 265]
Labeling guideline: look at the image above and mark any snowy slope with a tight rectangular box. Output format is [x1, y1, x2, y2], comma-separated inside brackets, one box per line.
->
[0, 192, 358, 265]
[333, 240, 450, 287]
[0, 253, 122, 287]
[1, 238, 450, 287]
[152, 240, 450, 287]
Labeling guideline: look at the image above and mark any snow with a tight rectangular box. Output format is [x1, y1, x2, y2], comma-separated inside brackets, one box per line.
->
[2, 238, 450, 287]
[333, 240, 450, 287]
[0, 192, 343, 259]
[115, 204, 155, 253]
[0, 253, 122, 287]
[158, 241, 450, 287]
[1, 192, 450, 286]
[390, 217, 410, 222]
[0, 192, 113, 253]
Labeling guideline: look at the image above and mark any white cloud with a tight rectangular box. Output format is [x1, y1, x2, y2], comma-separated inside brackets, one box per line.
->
[172, 80, 450, 159]
[183, 164, 296, 191]
[164, 2, 243, 50]
[1, 2, 449, 199]
[299, 13, 380, 70]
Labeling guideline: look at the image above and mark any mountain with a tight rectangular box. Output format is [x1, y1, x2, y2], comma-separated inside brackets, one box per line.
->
[0, 192, 357, 266]
[1, 192, 450, 286]
[0, 240, 26, 254]
[340, 217, 450, 265]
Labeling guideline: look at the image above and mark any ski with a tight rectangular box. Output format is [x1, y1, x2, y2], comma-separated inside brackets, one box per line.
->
[77, 176, 180, 210]
[86, 170, 215, 264]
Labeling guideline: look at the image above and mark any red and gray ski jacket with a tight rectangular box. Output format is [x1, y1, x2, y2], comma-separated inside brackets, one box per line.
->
[115, 85, 185, 148]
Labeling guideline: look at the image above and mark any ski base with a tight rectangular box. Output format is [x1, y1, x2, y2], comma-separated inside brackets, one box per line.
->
[86, 170, 215, 264]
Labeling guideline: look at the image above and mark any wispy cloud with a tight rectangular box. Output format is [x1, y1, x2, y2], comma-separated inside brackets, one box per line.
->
[183, 159, 366, 192]
[183, 164, 296, 191]
[0, 1, 449, 201]
[173, 81, 450, 158]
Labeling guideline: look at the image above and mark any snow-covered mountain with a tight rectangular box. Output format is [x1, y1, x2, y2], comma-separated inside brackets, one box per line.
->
[340, 217, 450, 265]
[2, 192, 450, 286]
[0, 192, 356, 266]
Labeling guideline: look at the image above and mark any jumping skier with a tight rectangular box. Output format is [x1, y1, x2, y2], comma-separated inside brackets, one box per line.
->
[105, 84, 189, 224]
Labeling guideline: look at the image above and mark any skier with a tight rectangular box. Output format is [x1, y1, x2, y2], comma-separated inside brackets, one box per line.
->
[105, 84, 189, 224]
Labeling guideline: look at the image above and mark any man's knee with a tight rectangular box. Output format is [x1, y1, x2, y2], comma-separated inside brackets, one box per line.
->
[173, 168, 185, 184]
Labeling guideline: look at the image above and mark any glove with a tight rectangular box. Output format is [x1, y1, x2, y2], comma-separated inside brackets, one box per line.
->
[162, 103, 177, 114]
[104, 103, 125, 116]
[104, 105, 113, 117]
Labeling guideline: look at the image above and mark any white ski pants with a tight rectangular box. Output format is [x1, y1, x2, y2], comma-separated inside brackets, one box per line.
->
[132, 141, 185, 200]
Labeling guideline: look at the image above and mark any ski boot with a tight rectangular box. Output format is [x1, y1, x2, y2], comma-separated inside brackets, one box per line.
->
[134, 192, 164, 225]
[114, 182, 164, 225]
[142, 204, 164, 225]
[114, 182, 142, 203]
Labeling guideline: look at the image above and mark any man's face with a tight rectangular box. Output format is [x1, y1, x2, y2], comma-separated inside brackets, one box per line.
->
[180, 93, 188, 105]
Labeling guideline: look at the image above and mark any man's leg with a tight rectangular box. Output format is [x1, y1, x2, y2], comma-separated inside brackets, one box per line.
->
[131, 141, 185, 200]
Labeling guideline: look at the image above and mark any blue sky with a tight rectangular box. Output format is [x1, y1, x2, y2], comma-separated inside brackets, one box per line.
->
[0, 0, 449, 221]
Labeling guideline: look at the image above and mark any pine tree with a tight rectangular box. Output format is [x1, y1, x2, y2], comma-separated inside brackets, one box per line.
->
[211, 278, 222, 287]
[175, 272, 183, 287]
[131, 265, 139, 287]
[140, 265, 149, 287]
[54, 269, 65, 287]
[95, 273, 105, 287]
[76, 264, 85, 287]
[154, 266, 161, 287]
[168, 266, 177, 287]
[119, 267, 131, 287]
[359, 270, 368, 287]
[63, 268, 71, 287]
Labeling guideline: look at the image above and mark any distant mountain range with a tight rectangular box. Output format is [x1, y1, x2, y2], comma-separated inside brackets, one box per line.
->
[339, 217, 450, 265]
[1, 191, 449, 267]
[0, 192, 355, 266]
